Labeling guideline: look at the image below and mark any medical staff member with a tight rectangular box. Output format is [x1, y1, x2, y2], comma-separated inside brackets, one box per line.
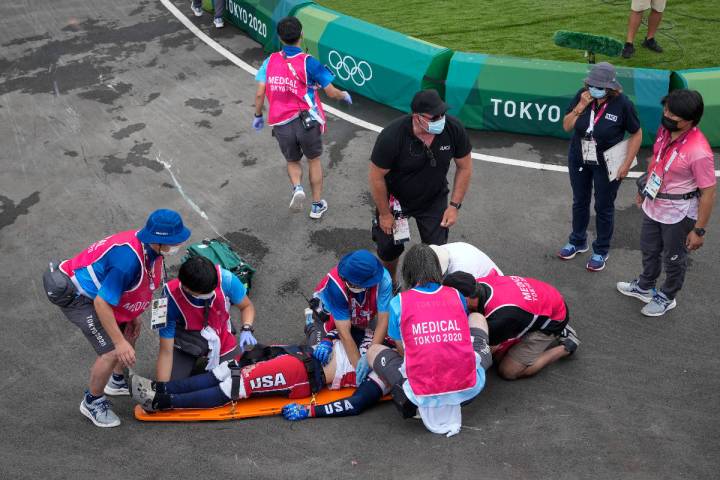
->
[43, 209, 190, 427]
[253, 16, 351, 219]
[429, 242, 503, 278]
[558, 62, 642, 272]
[617, 89, 716, 316]
[156, 256, 256, 381]
[311, 250, 393, 384]
[370, 89, 472, 281]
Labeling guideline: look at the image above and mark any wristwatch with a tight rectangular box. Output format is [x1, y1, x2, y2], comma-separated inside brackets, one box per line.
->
[241, 324, 255, 333]
[254, 113, 263, 118]
[449, 201, 462, 210]
[693, 227, 706, 237]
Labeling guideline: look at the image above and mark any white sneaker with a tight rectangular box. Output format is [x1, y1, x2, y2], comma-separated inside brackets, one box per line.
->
[190, 2, 203, 16]
[309, 199, 328, 219]
[103, 377, 130, 396]
[214, 17, 224, 28]
[289, 185, 305, 211]
[80, 392, 121, 428]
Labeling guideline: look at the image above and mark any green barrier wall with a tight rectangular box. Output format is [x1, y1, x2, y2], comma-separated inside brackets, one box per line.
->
[445, 53, 670, 147]
[203, 0, 313, 50]
[670, 68, 720, 146]
[294, 4, 453, 113]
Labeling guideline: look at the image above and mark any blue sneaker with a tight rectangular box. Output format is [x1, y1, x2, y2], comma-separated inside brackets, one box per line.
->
[309, 199, 328, 219]
[557, 242, 589, 260]
[103, 375, 129, 396]
[641, 291, 677, 317]
[80, 392, 121, 428]
[289, 185, 305, 211]
[586, 253, 608, 272]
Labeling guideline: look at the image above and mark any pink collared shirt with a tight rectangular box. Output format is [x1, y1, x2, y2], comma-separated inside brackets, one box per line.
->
[642, 126, 716, 224]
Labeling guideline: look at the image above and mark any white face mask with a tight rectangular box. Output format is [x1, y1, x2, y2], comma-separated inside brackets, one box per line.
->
[193, 291, 215, 300]
[163, 245, 181, 255]
[346, 285, 366, 294]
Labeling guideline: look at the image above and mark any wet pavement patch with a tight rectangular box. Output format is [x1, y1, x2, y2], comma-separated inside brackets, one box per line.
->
[276, 278, 303, 297]
[195, 120, 212, 128]
[308, 227, 374, 257]
[223, 229, 270, 264]
[63, 150, 79, 157]
[184, 98, 223, 117]
[77, 81, 133, 105]
[99, 142, 162, 174]
[0, 192, 40, 231]
[111, 122, 146, 139]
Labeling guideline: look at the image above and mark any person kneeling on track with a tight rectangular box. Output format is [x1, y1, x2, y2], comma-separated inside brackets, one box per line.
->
[285, 244, 492, 437]
[129, 335, 360, 412]
[442, 271, 580, 381]
[429, 241, 503, 278]
[309, 249, 393, 385]
[156, 256, 256, 381]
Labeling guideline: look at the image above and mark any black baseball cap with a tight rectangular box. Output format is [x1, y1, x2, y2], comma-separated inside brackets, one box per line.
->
[410, 89, 448, 116]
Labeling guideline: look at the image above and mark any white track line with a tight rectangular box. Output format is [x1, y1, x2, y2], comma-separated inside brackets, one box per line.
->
[160, 0, 719, 178]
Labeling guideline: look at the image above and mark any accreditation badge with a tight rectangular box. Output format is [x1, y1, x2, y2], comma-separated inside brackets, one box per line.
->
[581, 138, 599, 165]
[150, 297, 168, 329]
[642, 171, 663, 200]
[393, 217, 410, 244]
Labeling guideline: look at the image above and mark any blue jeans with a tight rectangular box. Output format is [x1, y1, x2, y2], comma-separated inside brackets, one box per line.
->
[567, 152, 620, 257]
[193, 0, 225, 18]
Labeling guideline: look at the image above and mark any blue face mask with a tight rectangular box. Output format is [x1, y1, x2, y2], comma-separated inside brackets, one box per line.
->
[425, 116, 446, 135]
[588, 86, 607, 99]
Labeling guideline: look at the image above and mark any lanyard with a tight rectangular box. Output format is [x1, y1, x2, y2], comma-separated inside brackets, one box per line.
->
[585, 101, 609, 135]
[651, 129, 692, 175]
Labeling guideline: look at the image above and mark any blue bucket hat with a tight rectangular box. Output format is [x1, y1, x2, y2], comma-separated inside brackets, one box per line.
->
[137, 209, 191, 245]
[337, 250, 384, 288]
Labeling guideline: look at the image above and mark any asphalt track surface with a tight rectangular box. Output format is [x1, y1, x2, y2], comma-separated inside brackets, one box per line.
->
[1, 1, 719, 479]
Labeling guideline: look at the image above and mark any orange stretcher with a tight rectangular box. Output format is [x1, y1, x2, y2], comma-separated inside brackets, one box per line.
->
[134, 387, 390, 422]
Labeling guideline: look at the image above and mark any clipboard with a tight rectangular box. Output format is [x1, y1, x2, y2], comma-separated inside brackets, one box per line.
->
[603, 139, 637, 181]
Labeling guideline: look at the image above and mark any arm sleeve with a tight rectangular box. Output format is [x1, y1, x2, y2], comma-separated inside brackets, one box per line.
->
[376, 271, 394, 313]
[306, 56, 334, 88]
[565, 89, 583, 114]
[220, 268, 247, 305]
[691, 150, 718, 189]
[311, 378, 383, 417]
[96, 246, 142, 306]
[255, 57, 270, 83]
[623, 97, 641, 135]
[158, 286, 178, 339]
[370, 127, 399, 170]
[387, 295, 402, 341]
[319, 283, 351, 321]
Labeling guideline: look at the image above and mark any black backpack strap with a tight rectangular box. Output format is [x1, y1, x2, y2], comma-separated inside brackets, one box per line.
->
[280, 345, 325, 394]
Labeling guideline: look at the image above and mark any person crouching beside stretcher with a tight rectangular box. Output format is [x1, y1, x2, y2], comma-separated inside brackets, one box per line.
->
[284, 244, 493, 437]
[155, 256, 257, 381]
[128, 327, 363, 411]
[309, 249, 394, 385]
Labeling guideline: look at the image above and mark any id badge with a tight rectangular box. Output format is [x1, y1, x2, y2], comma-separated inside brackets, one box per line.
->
[393, 217, 410, 244]
[581, 138, 598, 164]
[150, 297, 168, 329]
[643, 171, 663, 200]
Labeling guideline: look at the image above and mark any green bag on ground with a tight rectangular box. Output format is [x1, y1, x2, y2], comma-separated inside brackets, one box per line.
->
[184, 239, 256, 291]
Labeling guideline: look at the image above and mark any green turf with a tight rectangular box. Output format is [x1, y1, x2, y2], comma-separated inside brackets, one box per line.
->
[316, 0, 720, 70]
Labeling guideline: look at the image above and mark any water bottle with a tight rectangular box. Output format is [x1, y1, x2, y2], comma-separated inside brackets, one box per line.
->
[304, 307, 313, 327]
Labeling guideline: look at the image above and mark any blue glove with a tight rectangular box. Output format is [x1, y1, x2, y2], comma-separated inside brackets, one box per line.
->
[252, 115, 264, 131]
[313, 340, 333, 366]
[341, 91, 352, 105]
[355, 354, 370, 384]
[239, 330, 257, 350]
[282, 403, 310, 421]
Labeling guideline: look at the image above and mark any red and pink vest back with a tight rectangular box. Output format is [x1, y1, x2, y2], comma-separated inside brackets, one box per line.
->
[265, 51, 326, 128]
[314, 267, 378, 329]
[400, 285, 476, 397]
[482, 275, 567, 322]
[60, 230, 163, 324]
[165, 265, 237, 356]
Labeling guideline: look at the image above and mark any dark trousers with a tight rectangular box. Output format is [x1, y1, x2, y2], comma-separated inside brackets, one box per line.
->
[567, 156, 620, 256]
[193, 0, 225, 18]
[637, 212, 695, 300]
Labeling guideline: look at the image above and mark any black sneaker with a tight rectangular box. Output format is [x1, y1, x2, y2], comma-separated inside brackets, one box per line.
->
[559, 326, 580, 355]
[642, 37, 663, 53]
[621, 42, 635, 59]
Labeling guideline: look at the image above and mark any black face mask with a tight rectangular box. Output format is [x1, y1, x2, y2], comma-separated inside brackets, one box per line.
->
[661, 115, 681, 132]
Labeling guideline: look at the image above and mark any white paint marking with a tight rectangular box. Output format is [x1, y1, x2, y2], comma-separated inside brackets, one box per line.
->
[160, 0, 719, 177]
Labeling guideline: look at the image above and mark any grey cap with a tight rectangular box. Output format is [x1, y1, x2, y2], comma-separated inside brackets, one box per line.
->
[585, 62, 622, 91]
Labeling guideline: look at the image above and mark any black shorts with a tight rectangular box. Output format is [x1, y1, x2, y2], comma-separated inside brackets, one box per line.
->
[272, 116, 323, 162]
[59, 295, 122, 356]
[371, 194, 449, 262]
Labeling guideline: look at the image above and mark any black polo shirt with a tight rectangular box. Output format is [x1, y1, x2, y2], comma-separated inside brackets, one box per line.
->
[566, 88, 641, 161]
[370, 114, 472, 215]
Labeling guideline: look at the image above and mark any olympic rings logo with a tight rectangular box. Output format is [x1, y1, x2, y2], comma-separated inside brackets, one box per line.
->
[327, 50, 373, 87]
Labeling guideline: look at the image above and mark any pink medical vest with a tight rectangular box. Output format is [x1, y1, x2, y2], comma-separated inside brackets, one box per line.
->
[314, 267, 378, 329]
[265, 51, 326, 129]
